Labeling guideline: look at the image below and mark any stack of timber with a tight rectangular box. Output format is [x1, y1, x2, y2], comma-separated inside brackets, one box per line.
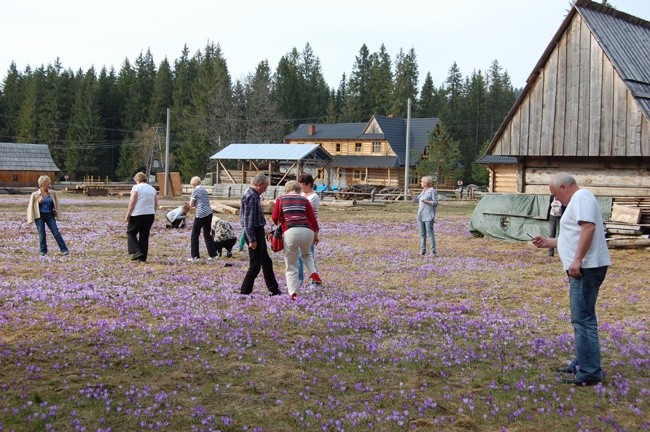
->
[605, 200, 650, 249]
[209, 199, 275, 214]
[335, 184, 376, 200]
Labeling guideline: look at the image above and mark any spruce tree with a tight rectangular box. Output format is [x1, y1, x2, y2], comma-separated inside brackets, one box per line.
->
[300, 43, 330, 123]
[416, 123, 461, 185]
[97, 66, 123, 179]
[148, 57, 173, 126]
[344, 44, 372, 121]
[40, 59, 76, 171]
[244, 61, 284, 142]
[65, 67, 106, 179]
[369, 44, 393, 116]
[15, 66, 43, 143]
[391, 48, 419, 117]
[273, 48, 305, 131]
[0, 63, 24, 142]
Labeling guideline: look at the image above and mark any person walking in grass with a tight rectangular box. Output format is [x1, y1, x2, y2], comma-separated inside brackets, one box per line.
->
[297, 173, 321, 288]
[272, 180, 321, 301]
[125, 172, 157, 262]
[531, 172, 611, 386]
[188, 176, 218, 261]
[240, 174, 281, 296]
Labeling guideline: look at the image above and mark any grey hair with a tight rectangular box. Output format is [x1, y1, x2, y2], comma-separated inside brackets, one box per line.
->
[38, 175, 51, 187]
[549, 172, 577, 188]
[421, 176, 434, 187]
[284, 180, 301, 194]
[251, 173, 270, 186]
[190, 176, 202, 186]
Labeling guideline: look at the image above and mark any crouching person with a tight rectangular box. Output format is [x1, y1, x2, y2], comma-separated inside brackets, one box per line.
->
[211, 217, 237, 257]
[166, 203, 190, 229]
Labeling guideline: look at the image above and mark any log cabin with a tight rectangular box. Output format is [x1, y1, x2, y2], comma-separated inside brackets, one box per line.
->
[0, 142, 61, 187]
[480, 0, 650, 197]
[285, 115, 442, 189]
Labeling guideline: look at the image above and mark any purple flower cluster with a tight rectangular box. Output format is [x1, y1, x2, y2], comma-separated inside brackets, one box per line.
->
[0, 196, 647, 431]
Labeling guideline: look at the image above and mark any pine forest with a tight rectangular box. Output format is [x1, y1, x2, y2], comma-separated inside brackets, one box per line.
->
[0, 42, 518, 183]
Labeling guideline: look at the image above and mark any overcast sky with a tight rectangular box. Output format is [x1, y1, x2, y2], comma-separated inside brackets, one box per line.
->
[2, 0, 650, 90]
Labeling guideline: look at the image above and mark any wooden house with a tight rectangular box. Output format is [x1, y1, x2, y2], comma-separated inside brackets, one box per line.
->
[285, 115, 441, 189]
[0, 142, 61, 187]
[481, 0, 650, 197]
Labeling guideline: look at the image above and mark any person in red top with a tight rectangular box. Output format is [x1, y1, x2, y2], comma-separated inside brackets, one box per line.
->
[272, 180, 321, 300]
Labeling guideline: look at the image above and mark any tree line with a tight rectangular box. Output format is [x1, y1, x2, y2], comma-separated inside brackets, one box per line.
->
[0, 42, 517, 183]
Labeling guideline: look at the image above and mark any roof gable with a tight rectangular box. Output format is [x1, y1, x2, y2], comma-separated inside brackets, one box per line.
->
[487, 0, 650, 158]
[0, 143, 61, 171]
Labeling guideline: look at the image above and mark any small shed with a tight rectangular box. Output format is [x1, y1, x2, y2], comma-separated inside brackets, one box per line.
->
[482, 0, 650, 197]
[209, 143, 333, 186]
[0, 142, 61, 187]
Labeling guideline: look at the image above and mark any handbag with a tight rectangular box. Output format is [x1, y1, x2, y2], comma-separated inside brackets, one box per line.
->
[270, 224, 283, 252]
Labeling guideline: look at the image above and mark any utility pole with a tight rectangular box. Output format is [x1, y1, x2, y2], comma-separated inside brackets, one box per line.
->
[164, 108, 171, 197]
[403, 98, 412, 200]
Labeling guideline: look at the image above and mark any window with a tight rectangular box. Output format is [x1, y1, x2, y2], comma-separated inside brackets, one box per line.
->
[372, 141, 381, 153]
[355, 142, 362, 152]
[353, 170, 366, 181]
[13, 174, 19, 181]
[335, 143, 341, 153]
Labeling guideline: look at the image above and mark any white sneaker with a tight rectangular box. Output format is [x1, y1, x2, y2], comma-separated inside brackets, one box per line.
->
[187, 257, 199, 262]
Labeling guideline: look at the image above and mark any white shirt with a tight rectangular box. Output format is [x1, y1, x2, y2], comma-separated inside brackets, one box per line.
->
[302, 191, 320, 218]
[131, 183, 157, 216]
[557, 189, 611, 270]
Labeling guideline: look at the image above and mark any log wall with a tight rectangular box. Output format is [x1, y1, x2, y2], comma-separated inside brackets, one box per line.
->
[0, 171, 57, 188]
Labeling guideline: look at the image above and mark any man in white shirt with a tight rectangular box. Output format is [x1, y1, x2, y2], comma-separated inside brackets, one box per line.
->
[532, 173, 611, 386]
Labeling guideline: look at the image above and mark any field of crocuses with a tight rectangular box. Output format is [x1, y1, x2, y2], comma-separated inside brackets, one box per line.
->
[0, 193, 648, 432]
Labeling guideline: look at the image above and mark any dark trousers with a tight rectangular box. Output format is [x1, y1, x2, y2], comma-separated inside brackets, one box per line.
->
[191, 214, 217, 259]
[241, 227, 280, 295]
[548, 215, 561, 256]
[215, 238, 237, 256]
[127, 214, 155, 261]
[170, 217, 186, 228]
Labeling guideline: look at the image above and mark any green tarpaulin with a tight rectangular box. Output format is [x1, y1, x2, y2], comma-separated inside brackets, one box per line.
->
[468, 194, 612, 242]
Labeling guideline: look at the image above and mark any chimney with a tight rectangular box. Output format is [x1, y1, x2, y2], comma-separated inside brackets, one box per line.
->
[307, 124, 316, 136]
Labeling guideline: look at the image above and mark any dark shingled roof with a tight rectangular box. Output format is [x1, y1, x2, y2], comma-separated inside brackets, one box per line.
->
[476, 155, 518, 165]
[285, 123, 366, 140]
[578, 0, 650, 118]
[0, 143, 61, 171]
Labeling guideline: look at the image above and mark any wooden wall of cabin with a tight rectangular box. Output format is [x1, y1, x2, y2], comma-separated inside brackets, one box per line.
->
[522, 157, 650, 196]
[288, 140, 397, 157]
[491, 14, 650, 158]
[0, 171, 56, 188]
[486, 165, 518, 193]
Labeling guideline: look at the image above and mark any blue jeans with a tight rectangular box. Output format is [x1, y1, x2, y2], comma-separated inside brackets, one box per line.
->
[419, 220, 436, 254]
[568, 266, 608, 381]
[297, 242, 316, 285]
[35, 212, 68, 255]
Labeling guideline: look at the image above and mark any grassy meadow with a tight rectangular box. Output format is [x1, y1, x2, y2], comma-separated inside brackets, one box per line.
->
[0, 193, 648, 431]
